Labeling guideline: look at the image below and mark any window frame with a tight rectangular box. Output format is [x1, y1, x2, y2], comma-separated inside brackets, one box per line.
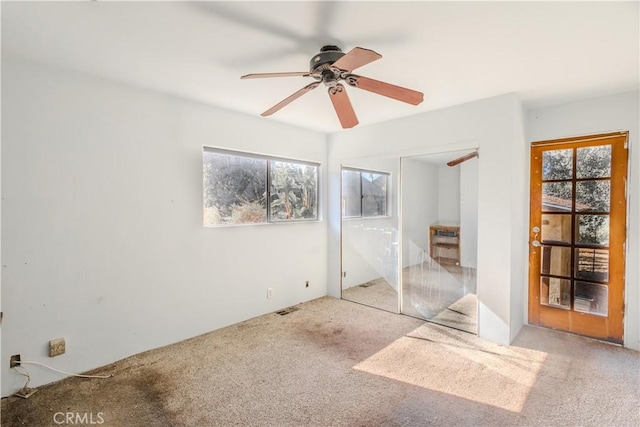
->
[341, 166, 390, 219]
[203, 147, 320, 227]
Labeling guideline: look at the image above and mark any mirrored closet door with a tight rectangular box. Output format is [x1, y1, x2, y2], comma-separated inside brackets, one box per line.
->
[341, 158, 399, 313]
[400, 151, 478, 333]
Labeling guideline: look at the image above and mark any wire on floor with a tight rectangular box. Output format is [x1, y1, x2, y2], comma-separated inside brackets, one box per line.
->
[14, 364, 31, 389]
[12, 364, 38, 398]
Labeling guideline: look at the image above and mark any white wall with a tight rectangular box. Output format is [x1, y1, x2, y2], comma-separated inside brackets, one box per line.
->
[437, 166, 460, 224]
[460, 157, 479, 268]
[1, 58, 328, 396]
[328, 93, 527, 346]
[526, 90, 640, 350]
[401, 158, 438, 267]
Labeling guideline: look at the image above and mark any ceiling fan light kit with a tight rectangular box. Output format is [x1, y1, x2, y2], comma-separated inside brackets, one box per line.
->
[241, 45, 424, 129]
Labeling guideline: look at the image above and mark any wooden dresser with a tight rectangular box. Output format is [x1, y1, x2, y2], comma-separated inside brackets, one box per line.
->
[429, 224, 460, 265]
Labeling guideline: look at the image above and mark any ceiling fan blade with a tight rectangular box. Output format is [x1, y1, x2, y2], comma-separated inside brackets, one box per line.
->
[348, 75, 424, 105]
[241, 72, 319, 79]
[331, 47, 382, 73]
[261, 81, 320, 117]
[328, 84, 358, 129]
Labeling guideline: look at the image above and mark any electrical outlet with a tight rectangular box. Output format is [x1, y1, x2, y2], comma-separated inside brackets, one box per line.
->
[49, 338, 65, 357]
[267, 288, 273, 299]
[305, 281, 309, 288]
[10, 354, 21, 368]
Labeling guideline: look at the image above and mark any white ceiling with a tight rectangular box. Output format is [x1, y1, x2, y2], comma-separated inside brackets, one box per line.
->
[3, 1, 639, 133]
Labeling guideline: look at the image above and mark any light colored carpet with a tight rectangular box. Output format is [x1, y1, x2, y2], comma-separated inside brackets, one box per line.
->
[2, 297, 639, 426]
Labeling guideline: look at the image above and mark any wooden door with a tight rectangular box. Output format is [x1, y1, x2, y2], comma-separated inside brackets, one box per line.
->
[528, 132, 628, 344]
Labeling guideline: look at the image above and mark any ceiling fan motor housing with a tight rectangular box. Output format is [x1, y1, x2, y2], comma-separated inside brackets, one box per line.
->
[310, 45, 345, 72]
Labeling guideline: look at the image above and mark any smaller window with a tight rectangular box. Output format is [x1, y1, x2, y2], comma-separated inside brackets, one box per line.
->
[341, 168, 389, 218]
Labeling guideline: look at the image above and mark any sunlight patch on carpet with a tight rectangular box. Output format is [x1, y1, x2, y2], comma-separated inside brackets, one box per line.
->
[353, 323, 548, 413]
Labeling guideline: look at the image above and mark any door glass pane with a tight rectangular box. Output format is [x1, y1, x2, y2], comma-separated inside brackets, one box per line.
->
[576, 145, 611, 179]
[541, 246, 571, 277]
[576, 215, 609, 246]
[542, 149, 573, 180]
[542, 214, 572, 244]
[575, 248, 609, 282]
[574, 281, 608, 316]
[540, 277, 571, 309]
[576, 181, 610, 212]
[542, 181, 572, 212]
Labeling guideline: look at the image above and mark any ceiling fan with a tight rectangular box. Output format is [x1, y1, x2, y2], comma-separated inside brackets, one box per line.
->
[241, 45, 424, 129]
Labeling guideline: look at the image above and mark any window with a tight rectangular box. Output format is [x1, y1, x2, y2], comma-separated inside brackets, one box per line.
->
[203, 148, 319, 226]
[341, 168, 389, 218]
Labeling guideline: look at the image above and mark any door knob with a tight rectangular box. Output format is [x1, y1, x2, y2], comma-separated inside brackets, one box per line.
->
[532, 240, 541, 247]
